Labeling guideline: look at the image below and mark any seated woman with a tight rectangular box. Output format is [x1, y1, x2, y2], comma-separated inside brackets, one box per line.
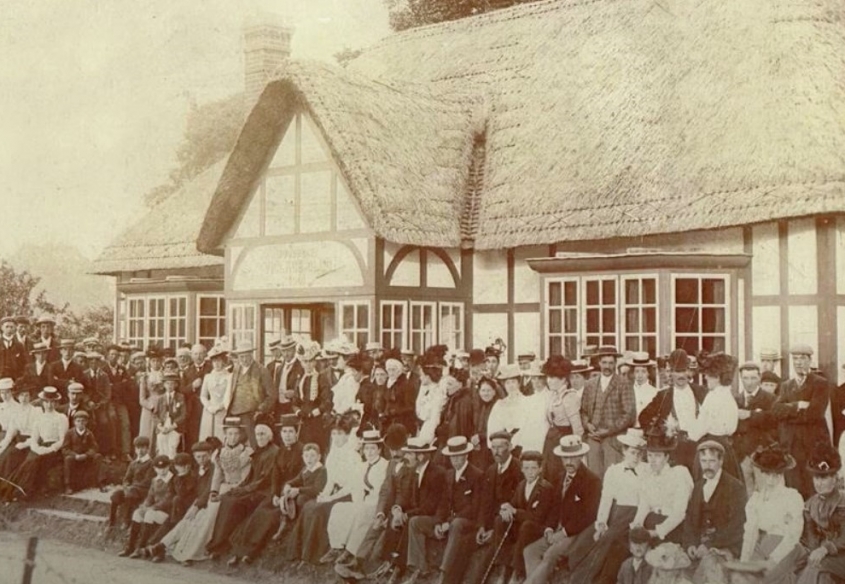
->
[726, 443, 804, 584]
[2, 387, 68, 501]
[286, 412, 361, 564]
[0, 382, 40, 481]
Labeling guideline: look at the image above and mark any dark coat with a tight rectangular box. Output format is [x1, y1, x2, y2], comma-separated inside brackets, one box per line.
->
[581, 374, 637, 436]
[286, 464, 328, 500]
[61, 428, 99, 457]
[0, 337, 27, 380]
[228, 443, 279, 497]
[268, 359, 304, 406]
[181, 361, 211, 398]
[292, 373, 331, 419]
[194, 463, 216, 509]
[773, 374, 831, 465]
[171, 470, 198, 520]
[406, 461, 447, 518]
[376, 457, 413, 516]
[637, 384, 708, 433]
[143, 473, 176, 512]
[104, 363, 132, 405]
[154, 391, 187, 431]
[682, 471, 747, 556]
[49, 359, 85, 395]
[436, 389, 475, 445]
[123, 456, 155, 492]
[436, 463, 484, 524]
[617, 557, 653, 584]
[478, 457, 523, 529]
[21, 360, 53, 394]
[547, 463, 601, 537]
[82, 368, 112, 405]
[271, 441, 305, 497]
[510, 476, 556, 525]
[733, 389, 778, 461]
[832, 383, 845, 448]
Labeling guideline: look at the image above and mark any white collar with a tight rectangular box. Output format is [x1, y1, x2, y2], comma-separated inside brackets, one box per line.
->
[499, 455, 513, 473]
[454, 461, 469, 481]
[705, 468, 722, 486]
[75, 428, 87, 436]
[417, 460, 430, 475]
[137, 454, 151, 463]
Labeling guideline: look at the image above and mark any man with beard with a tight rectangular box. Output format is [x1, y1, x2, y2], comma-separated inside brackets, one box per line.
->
[682, 441, 746, 584]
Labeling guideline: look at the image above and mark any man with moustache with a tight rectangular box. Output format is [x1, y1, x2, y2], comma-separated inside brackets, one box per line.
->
[734, 362, 777, 495]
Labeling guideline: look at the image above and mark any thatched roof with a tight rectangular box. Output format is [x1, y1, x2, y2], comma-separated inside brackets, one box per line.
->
[93, 162, 226, 275]
[199, 0, 845, 252]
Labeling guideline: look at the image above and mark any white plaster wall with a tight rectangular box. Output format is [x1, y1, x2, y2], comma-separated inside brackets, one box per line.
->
[788, 305, 819, 358]
[751, 222, 779, 296]
[392, 250, 420, 287]
[473, 250, 508, 305]
[514, 246, 545, 304]
[752, 305, 780, 365]
[513, 312, 541, 359]
[473, 312, 508, 350]
[787, 218, 817, 295]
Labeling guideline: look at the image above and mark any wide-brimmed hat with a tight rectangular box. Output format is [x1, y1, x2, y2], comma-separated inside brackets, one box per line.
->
[231, 341, 257, 355]
[569, 359, 593, 375]
[645, 542, 691, 571]
[751, 443, 796, 473]
[699, 352, 738, 379]
[807, 442, 842, 475]
[542, 355, 572, 378]
[207, 345, 229, 360]
[364, 341, 383, 352]
[38, 387, 61, 401]
[29, 342, 50, 355]
[497, 364, 522, 381]
[645, 423, 678, 452]
[300, 341, 322, 362]
[361, 429, 384, 445]
[759, 348, 782, 361]
[554, 435, 590, 457]
[442, 436, 474, 457]
[594, 345, 623, 358]
[626, 351, 656, 368]
[402, 437, 436, 454]
[617, 428, 646, 449]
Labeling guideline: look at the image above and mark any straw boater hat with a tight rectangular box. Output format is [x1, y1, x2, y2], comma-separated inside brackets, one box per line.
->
[517, 351, 536, 362]
[580, 345, 598, 360]
[759, 348, 782, 361]
[496, 363, 522, 381]
[0, 316, 15, 327]
[38, 386, 61, 401]
[361, 429, 384, 445]
[617, 428, 647, 449]
[807, 442, 841, 476]
[59, 339, 76, 349]
[645, 542, 691, 571]
[441, 436, 474, 457]
[626, 351, 656, 368]
[569, 359, 593, 376]
[554, 435, 590, 457]
[230, 341, 256, 355]
[162, 372, 180, 382]
[30, 342, 50, 355]
[36, 315, 56, 326]
[222, 416, 244, 429]
[594, 345, 623, 358]
[402, 436, 437, 454]
[278, 335, 297, 350]
[751, 443, 796, 473]
[0, 378, 14, 392]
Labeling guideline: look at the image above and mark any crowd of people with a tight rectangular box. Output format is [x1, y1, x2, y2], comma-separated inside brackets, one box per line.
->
[1, 310, 845, 584]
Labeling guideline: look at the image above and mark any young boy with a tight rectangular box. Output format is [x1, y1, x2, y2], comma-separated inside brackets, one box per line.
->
[759, 371, 781, 394]
[275, 443, 327, 539]
[120, 454, 174, 558]
[154, 372, 185, 459]
[141, 452, 196, 558]
[61, 410, 102, 494]
[109, 436, 154, 529]
[617, 527, 653, 584]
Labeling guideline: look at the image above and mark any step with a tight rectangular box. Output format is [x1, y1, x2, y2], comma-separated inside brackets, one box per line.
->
[29, 508, 107, 523]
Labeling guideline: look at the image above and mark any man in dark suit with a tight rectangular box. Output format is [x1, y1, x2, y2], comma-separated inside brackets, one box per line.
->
[153, 372, 186, 457]
[638, 349, 707, 473]
[50, 339, 85, 399]
[179, 344, 211, 451]
[292, 344, 331, 450]
[735, 362, 778, 495]
[682, 441, 746, 582]
[83, 352, 116, 458]
[14, 316, 34, 357]
[21, 342, 53, 393]
[523, 435, 601, 584]
[104, 344, 132, 461]
[495, 450, 556, 584]
[404, 436, 483, 584]
[772, 344, 830, 498]
[0, 316, 27, 381]
[34, 315, 61, 364]
[267, 336, 303, 418]
[579, 346, 636, 478]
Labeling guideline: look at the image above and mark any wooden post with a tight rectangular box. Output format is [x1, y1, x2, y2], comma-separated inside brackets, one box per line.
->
[22, 536, 37, 584]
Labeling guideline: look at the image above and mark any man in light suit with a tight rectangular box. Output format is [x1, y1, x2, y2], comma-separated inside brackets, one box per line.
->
[268, 336, 303, 418]
[228, 342, 275, 448]
[580, 346, 636, 477]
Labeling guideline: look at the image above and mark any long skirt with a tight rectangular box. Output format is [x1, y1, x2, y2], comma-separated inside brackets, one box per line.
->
[138, 401, 158, 445]
[164, 482, 234, 562]
[199, 409, 227, 442]
[542, 426, 572, 483]
[0, 440, 30, 479]
[568, 504, 638, 584]
[7, 449, 62, 499]
[328, 499, 378, 555]
[287, 496, 350, 563]
[206, 490, 264, 554]
[230, 496, 281, 559]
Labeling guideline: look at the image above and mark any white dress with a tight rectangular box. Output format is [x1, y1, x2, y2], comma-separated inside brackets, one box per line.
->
[416, 379, 447, 444]
[138, 370, 162, 443]
[515, 389, 551, 453]
[486, 393, 526, 448]
[331, 372, 362, 416]
[687, 384, 738, 442]
[199, 369, 232, 441]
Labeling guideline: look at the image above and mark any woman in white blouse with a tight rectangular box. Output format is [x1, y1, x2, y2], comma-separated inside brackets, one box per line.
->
[486, 364, 527, 449]
[688, 353, 742, 482]
[2, 387, 68, 501]
[199, 345, 233, 441]
[415, 357, 448, 445]
[730, 444, 804, 583]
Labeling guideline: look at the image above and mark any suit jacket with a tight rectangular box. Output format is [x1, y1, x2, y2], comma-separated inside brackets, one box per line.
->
[49, 359, 85, 395]
[82, 368, 112, 405]
[436, 463, 484, 524]
[511, 476, 556, 525]
[0, 337, 27, 380]
[478, 457, 524, 529]
[181, 361, 211, 401]
[123, 456, 155, 494]
[154, 391, 187, 431]
[733, 389, 777, 460]
[57, 402, 92, 425]
[268, 359, 304, 402]
[171, 471, 198, 520]
[406, 461, 447, 518]
[580, 374, 636, 437]
[228, 361, 274, 416]
[617, 557, 653, 584]
[35, 335, 61, 364]
[104, 363, 132, 405]
[271, 441, 305, 497]
[682, 471, 746, 556]
[287, 464, 328, 501]
[637, 385, 708, 433]
[773, 373, 830, 453]
[377, 457, 413, 516]
[144, 473, 176, 511]
[61, 428, 99, 457]
[293, 372, 331, 420]
[21, 360, 53, 393]
[548, 463, 601, 537]
[194, 463, 216, 509]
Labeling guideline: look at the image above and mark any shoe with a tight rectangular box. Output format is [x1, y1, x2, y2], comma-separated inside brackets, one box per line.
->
[129, 549, 144, 559]
[151, 554, 163, 563]
[320, 548, 343, 564]
[336, 562, 366, 580]
[242, 556, 253, 565]
[182, 560, 193, 567]
[118, 548, 132, 558]
[335, 550, 354, 566]
[370, 561, 393, 579]
[227, 556, 240, 567]
[271, 519, 288, 541]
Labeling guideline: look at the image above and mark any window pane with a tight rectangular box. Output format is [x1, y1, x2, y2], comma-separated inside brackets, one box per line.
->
[643, 307, 657, 332]
[300, 171, 332, 233]
[643, 278, 656, 304]
[199, 297, 216, 315]
[645, 337, 657, 357]
[199, 319, 217, 338]
[675, 279, 699, 304]
[265, 175, 296, 236]
[564, 308, 578, 333]
[549, 282, 562, 307]
[702, 308, 725, 333]
[625, 336, 640, 352]
[626, 308, 640, 332]
[343, 305, 355, 330]
[564, 338, 577, 359]
[586, 280, 599, 305]
[382, 305, 392, 329]
[586, 308, 599, 333]
[702, 336, 726, 352]
[602, 279, 615, 304]
[675, 307, 699, 333]
[675, 336, 699, 354]
[702, 279, 726, 304]
[550, 336, 562, 356]
[602, 308, 616, 333]
[357, 305, 369, 329]
[564, 282, 577, 305]
[625, 279, 639, 304]
[549, 310, 562, 334]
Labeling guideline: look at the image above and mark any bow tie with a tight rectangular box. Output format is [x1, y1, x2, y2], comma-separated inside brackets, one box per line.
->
[624, 467, 637, 476]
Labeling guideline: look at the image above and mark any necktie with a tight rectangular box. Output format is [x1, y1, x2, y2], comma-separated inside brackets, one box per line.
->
[562, 473, 574, 497]
[363, 461, 377, 493]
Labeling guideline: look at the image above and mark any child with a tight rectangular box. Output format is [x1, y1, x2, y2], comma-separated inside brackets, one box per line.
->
[141, 452, 197, 559]
[61, 410, 102, 494]
[109, 436, 154, 529]
[120, 454, 174, 558]
[275, 443, 327, 540]
[759, 371, 781, 395]
[617, 527, 653, 584]
[58, 382, 91, 424]
[154, 372, 185, 459]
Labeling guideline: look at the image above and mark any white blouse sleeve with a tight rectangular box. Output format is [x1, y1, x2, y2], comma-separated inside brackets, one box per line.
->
[769, 489, 805, 563]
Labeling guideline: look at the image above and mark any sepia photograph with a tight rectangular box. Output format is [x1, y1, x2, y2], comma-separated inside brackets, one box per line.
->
[1, 0, 844, 583]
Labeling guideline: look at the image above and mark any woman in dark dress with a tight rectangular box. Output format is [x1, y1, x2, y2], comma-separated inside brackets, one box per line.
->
[469, 376, 499, 471]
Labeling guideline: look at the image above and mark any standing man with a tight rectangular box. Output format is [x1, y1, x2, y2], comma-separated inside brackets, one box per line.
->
[682, 441, 746, 583]
[50, 339, 84, 399]
[734, 362, 777, 495]
[105, 344, 132, 462]
[772, 344, 831, 498]
[759, 348, 783, 375]
[22, 342, 53, 393]
[0, 316, 27, 380]
[83, 352, 117, 460]
[14, 316, 34, 356]
[35, 315, 61, 364]
[579, 345, 636, 478]
[228, 342, 275, 446]
[638, 349, 707, 473]
[269, 336, 303, 418]
[180, 344, 210, 450]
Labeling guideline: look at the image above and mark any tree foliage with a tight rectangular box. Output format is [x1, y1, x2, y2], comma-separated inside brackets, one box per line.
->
[144, 93, 248, 208]
[385, 0, 539, 31]
[56, 305, 114, 343]
[0, 261, 67, 319]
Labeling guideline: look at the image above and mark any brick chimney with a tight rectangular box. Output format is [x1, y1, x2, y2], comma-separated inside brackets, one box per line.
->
[243, 14, 293, 101]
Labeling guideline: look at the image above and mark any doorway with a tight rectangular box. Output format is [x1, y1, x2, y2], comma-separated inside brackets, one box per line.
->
[260, 303, 335, 363]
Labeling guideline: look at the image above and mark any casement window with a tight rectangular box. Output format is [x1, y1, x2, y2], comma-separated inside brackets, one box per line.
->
[409, 301, 436, 355]
[127, 298, 146, 349]
[381, 301, 406, 351]
[379, 300, 466, 353]
[339, 301, 370, 348]
[672, 275, 729, 355]
[438, 302, 464, 351]
[123, 295, 188, 351]
[197, 295, 226, 349]
[230, 303, 257, 351]
[621, 275, 659, 357]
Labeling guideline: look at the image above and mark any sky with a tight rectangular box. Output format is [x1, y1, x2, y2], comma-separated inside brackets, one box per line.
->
[0, 0, 391, 259]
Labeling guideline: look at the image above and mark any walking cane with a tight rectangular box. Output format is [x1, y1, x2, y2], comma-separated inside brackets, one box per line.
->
[480, 519, 513, 584]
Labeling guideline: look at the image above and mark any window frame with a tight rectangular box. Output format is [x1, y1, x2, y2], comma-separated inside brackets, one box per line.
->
[545, 276, 582, 359]
[196, 294, 226, 348]
[338, 300, 371, 350]
[670, 273, 731, 356]
[230, 302, 257, 352]
[409, 301, 437, 356]
[438, 302, 465, 350]
[380, 300, 407, 352]
[620, 273, 660, 357]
